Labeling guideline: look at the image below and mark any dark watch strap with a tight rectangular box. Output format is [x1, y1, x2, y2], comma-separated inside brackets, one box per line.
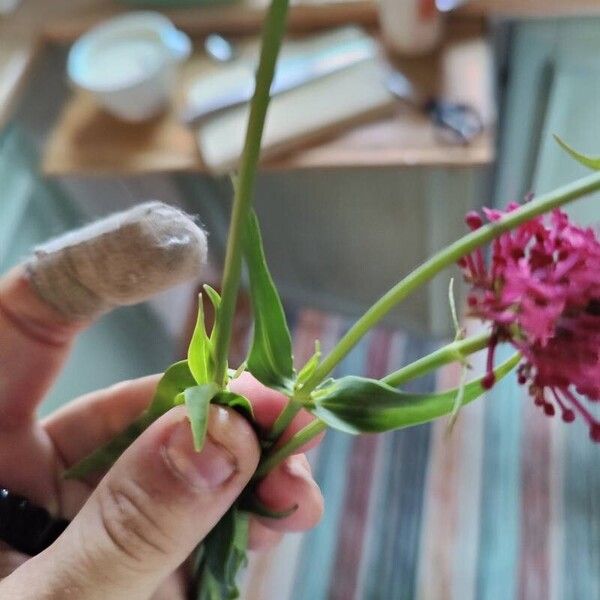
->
[0, 487, 70, 555]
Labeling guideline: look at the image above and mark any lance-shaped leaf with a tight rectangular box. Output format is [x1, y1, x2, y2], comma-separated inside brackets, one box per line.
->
[188, 295, 213, 385]
[65, 361, 196, 479]
[213, 391, 254, 421]
[554, 135, 600, 170]
[203, 284, 222, 314]
[194, 507, 249, 600]
[229, 362, 247, 381]
[243, 210, 294, 393]
[184, 384, 220, 451]
[312, 353, 520, 434]
[146, 360, 197, 420]
[295, 340, 321, 389]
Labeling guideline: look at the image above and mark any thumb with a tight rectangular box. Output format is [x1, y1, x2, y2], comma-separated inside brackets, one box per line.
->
[9, 405, 259, 600]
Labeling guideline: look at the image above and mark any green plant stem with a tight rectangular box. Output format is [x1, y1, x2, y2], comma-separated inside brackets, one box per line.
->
[266, 385, 314, 443]
[301, 171, 600, 393]
[255, 419, 327, 478]
[263, 326, 487, 470]
[383, 331, 491, 388]
[266, 397, 303, 442]
[251, 333, 505, 477]
[211, 0, 290, 385]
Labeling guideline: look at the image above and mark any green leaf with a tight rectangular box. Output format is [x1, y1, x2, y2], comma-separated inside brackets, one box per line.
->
[554, 135, 600, 170]
[203, 284, 222, 314]
[64, 419, 146, 480]
[146, 360, 197, 420]
[213, 391, 254, 421]
[229, 362, 247, 381]
[65, 361, 196, 479]
[194, 507, 249, 600]
[295, 340, 321, 389]
[188, 295, 213, 385]
[312, 353, 520, 434]
[184, 384, 220, 451]
[243, 210, 294, 393]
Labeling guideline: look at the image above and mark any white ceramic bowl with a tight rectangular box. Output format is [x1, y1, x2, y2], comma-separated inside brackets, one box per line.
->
[68, 12, 191, 122]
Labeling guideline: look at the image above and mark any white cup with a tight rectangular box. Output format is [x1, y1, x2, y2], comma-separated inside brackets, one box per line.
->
[68, 12, 191, 122]
[379, 0, 443, 57]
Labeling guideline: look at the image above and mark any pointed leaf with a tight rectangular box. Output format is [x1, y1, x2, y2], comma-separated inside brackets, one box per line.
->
[554, 135, 600, 170]
[66, 361, 196, 478]
[243, 210, 294, 393]
[448, 277, 465, 340]
[213, 391, 254, 421]
[295, 340, 321, 389]
[195, 507, 249, 600]
[203, 284, 222, 314]
[312, 353, 519, 434]
[147, 360, 197, 420]
[64, 419, 146, 480]
[188, 295, 213, 384]
[202, 283, 221, 340]
[229, 362, 247, 381]
[184, 384, 220, 451]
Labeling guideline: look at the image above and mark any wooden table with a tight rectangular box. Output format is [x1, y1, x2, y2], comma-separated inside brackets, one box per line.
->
[0, 0, 378, 132]
[42, 18, 494, 175]
[9, 0, 597, 175]
[3, 0, 600, 134]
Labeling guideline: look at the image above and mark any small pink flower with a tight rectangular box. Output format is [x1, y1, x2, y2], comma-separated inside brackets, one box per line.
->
[460, 201, 600, 443]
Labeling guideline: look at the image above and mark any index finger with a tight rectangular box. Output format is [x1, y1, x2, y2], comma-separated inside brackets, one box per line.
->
[0, 202, 206, 430]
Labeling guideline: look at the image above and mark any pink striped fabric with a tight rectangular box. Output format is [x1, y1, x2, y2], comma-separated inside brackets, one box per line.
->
[242, 309, 600, 600]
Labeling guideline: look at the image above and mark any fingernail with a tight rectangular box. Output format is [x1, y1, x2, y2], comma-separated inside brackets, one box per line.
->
[164, 420, 237, 490]
[284, 455, 312, 480]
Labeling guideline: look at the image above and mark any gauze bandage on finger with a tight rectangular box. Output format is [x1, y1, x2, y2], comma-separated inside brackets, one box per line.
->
[26, 202, 208, 320]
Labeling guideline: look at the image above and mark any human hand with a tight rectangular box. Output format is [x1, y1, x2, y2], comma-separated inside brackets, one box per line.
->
[0, 203, 324, 599]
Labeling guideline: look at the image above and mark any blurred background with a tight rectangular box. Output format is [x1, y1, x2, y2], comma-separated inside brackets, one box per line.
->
[1, 1, 599, 599]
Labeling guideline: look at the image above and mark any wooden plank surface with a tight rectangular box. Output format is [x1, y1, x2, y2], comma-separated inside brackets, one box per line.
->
[43, 93, 200, 175]
[43, 20, 495, 176]
[42, 94, 493, 175]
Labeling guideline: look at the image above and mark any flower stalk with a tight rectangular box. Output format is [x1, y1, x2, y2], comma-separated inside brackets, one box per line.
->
[383, 331, 491, 387]
[255, 419, 327, 478]
[300, 171, 600, 393]
[256, 331, 495, 476]
[211, 0, 290, 385]
[265, 398, 304, 443]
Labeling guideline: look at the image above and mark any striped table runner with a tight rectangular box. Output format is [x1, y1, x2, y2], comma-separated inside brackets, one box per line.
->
[242, 308, 600, 600]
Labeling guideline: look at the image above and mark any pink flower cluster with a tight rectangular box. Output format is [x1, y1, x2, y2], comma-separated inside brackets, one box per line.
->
[459, 201, 600, 442]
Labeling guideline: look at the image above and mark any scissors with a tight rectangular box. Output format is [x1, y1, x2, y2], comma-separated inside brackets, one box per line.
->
[385, 70, 483, 145]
